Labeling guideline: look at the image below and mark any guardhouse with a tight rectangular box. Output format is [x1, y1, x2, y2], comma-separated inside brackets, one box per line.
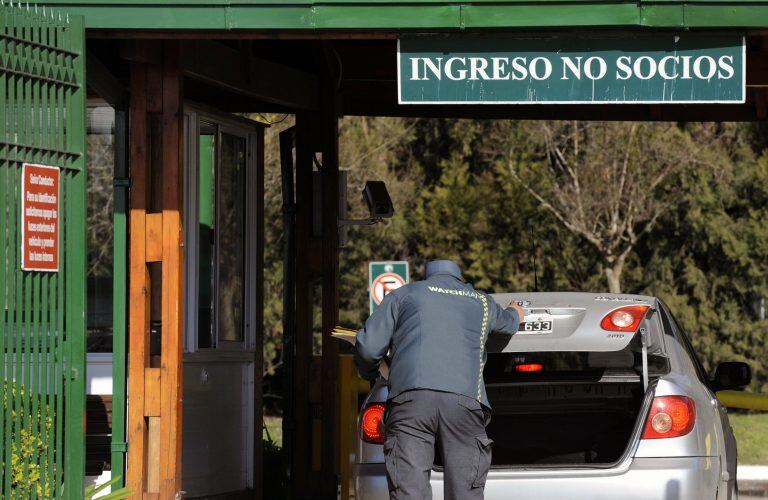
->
[1, 0, 767, 498]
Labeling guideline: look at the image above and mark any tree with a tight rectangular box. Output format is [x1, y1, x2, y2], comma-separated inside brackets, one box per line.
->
[410, 119, 598, 294]
[257, 116, 768, 393]
[86, 134, 115, 277]
[505, 121, 700, 293]
[260, 115, 419, 377]
[337, 116, 421, 326]
[627, 123, 768, 390]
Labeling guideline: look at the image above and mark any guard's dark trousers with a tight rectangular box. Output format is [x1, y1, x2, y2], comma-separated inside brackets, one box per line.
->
[384, 390, 492, 500]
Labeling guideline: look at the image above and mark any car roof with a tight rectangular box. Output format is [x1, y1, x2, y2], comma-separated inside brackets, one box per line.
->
[486, 291, 658, 353]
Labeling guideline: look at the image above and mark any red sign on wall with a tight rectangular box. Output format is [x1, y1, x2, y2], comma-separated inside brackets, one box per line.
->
[21, 164, 60, 272]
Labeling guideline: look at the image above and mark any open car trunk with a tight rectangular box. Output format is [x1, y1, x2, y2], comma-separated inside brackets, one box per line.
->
[486, 379, 647, 467]
[472, 346, 667, 468]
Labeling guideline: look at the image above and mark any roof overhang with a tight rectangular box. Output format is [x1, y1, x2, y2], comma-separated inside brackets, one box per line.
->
[40, 1, 768, 31]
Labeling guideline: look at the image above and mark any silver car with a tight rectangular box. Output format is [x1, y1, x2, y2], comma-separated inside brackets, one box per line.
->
[353, 292, 750, 500]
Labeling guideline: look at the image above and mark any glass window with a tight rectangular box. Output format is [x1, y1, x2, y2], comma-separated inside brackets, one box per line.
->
[662, 305, 710, 383]
[197, 122, 215, 349]
[216, 133, 246, 343]
[195, 125, 247, 348]
[86, 104, 115, 353]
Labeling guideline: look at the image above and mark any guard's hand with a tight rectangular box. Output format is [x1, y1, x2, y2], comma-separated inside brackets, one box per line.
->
[507, 301, 525, 322]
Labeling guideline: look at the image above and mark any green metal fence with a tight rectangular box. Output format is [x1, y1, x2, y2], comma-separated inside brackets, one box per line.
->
[0, 2, 86, 498]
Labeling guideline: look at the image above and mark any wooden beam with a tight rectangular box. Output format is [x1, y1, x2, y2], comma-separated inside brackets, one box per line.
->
[158, 40, 185, 500]
[126, 42, 185, 499]
[126, 61, 149, 497]
[341, 81, 763, 120]
[320, 77, 341, 498]
[147, 418, 161, 494]
[144, 368, 162, 417]
[293, 112, 315, 497]
[755, 88, 768, 119]
[181, 40, 320, 110]
[120, 40, 162, 66]
[146, 63, 164, 115]
[145, 214, 163, 262]
[86, 51, 127, 108]
[747, 36, 768, 88]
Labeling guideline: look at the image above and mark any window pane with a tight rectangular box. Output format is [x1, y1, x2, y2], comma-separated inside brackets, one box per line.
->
[86, 105, 115, 353]
[197, 123, 216, 349]
[217, 133, 246, 343]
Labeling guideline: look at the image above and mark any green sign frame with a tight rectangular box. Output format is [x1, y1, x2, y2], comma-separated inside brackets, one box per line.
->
[369, 261, 409, 314]
[398, 34, 746, 104]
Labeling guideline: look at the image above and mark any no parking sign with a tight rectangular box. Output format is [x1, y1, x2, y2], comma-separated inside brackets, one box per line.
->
[369, 261, 409, 314]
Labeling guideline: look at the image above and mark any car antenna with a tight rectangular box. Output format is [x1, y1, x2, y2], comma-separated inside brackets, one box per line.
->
[530, 225, 539, 292]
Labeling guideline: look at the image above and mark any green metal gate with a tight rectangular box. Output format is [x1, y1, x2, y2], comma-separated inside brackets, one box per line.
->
[0, 2, 86, 498]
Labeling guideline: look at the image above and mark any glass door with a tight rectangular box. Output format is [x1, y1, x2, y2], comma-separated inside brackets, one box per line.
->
[181, 107, 262, 497]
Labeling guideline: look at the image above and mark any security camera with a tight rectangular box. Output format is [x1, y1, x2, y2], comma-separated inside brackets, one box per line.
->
[363, 181, 394, 219]
[338, 180, 394, 227]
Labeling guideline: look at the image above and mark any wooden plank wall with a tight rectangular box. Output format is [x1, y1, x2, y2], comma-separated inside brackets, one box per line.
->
[127, 40, 185, 499]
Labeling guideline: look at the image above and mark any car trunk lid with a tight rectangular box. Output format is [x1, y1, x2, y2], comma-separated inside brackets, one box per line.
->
[488, 292, 657, 354]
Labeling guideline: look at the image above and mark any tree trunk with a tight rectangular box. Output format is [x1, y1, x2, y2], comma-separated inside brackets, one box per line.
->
[602, 255, 626, 294]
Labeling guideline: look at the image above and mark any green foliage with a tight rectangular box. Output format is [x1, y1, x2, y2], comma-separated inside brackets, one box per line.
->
[728, 412, 768, 464]
[629, 123, 768, 391]
[1, 381, 55, 498]
[263, 415, 283, 448]
[84, 474, 132, 500]
[262, 418, 284, 498]
[262, 118, 768, 396]
[261, 116, 420, 376]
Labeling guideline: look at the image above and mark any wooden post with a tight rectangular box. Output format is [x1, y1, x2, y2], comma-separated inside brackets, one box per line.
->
[320, 80, 341, 499]
[158, 41, 185, 500]
[127, 60, 150, 497]
[126, 41, 185, 499]
[292, 112, 315, 498]
[292, 79, 341, 499]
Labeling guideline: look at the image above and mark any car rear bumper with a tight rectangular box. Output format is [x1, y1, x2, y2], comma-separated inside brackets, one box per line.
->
[355, 457, 720, 500]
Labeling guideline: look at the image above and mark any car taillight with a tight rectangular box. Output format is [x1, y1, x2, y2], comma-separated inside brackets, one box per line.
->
[642, 396, 696, 439]
[600, 305, 650, 332]
[515, 363, 544, 372]
[361, 403, 386, 444]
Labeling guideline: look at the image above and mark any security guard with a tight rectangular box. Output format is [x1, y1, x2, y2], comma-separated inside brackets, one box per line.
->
[355, 260, 523, 500]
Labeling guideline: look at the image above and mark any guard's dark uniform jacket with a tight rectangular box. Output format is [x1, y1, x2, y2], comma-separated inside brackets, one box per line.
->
[355, 268, 521, 499]
[354, 271, 520, 408]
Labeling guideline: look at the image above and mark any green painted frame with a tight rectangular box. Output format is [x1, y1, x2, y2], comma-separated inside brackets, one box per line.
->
[34, 0, 768, 30]
[109, 107, 128, 491]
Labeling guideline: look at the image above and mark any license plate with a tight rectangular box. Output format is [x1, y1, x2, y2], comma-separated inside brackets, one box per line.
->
[517, 314, 553, 334]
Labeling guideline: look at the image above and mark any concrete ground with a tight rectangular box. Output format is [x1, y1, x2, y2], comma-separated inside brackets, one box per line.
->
[739, 481, 768, 500]
[740, 466, 768, 499]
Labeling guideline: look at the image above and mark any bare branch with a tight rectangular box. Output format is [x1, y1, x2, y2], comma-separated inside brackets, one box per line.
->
[506, 121, 694, 292]
[508, 162, 604, 252]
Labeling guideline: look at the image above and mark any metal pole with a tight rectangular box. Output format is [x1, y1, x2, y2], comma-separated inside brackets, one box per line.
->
[110, 106, 129, 488]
